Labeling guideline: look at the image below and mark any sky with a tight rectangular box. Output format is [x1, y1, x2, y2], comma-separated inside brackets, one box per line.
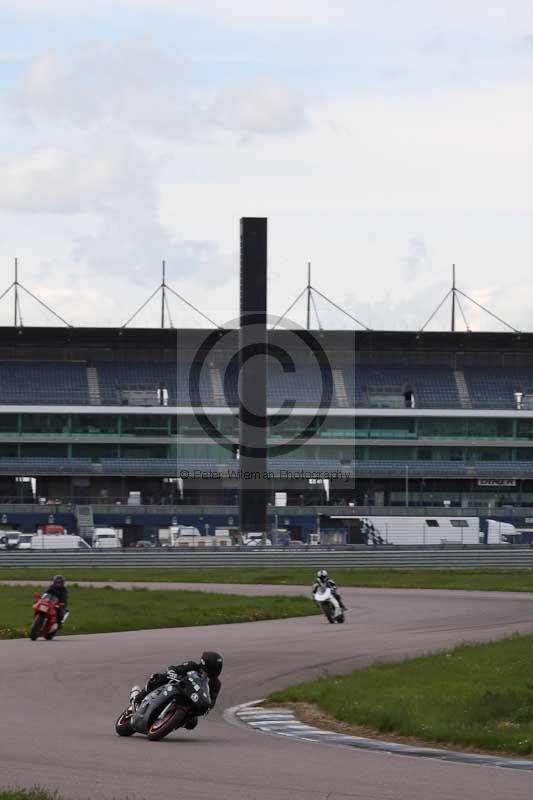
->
[1, 1, 533, 331]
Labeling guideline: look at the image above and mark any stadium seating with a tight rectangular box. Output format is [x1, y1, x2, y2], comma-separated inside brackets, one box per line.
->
[464, 368, 533, 409]
[0, 363, 89, 405]
[1, 360, 532, 411]
[350, 460, 533, 478]
[342, 366, 460, 408]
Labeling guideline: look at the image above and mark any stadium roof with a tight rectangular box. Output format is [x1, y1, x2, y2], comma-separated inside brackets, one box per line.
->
[0, 325, 527, 345]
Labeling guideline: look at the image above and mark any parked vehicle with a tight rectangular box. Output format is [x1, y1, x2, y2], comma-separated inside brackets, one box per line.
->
[29, 534, 90, 550]
[0, 531, 21, 549]
[312, 585, 345, 624]
[37, 524, 67, 535]
[93, 529, 121, 549]
[242, 532, 272, 547]
[17, 534, 33, 550]
[115, 671, 212, 741]
[213, 528, 232, 546]
[30, 592, 69, 641]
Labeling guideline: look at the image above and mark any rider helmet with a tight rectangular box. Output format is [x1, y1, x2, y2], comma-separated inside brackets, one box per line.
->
[200, 651, 223, 679]
[317, 569, 328, 582]
[52, 574, 65, 587]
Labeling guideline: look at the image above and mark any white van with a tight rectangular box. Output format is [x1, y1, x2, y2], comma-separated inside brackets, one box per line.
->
[30, 535, 91, 550]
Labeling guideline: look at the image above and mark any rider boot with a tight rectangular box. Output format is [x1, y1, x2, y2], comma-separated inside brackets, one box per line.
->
[129, 685, 144, 709]
[184, 716, 198, 730]
[333, 591, 346, 610]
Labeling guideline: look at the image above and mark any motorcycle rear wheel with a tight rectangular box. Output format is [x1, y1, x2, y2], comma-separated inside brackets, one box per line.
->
[115, 711, 135, 736]
[30, 613, 45, 641]
[147, 704, 186, 741]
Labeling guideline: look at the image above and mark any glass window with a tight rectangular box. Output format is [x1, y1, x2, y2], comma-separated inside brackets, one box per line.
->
[417, 447, 463, 460]
[417, 418, 466, 438]
[20, 414, 69, 434]
[121, 444, 167, 458]
[516, 420, 533, 440]
[169, 443, 232, 461]
[368, 417, 416, 439]
[71, 444, 119, 459]
[71, 415, 118, 435]
[425, 519, 439, 527]
[0, 415, 17, 433]
[467, 448, 511, 461]
[121, 415, 170, 436]
[515, 449, 533, 461]
[450, 520, 469, 527]
[367, 447, 414, 460]
[19, 444, 68, 457]
[467, 419, 513, 438]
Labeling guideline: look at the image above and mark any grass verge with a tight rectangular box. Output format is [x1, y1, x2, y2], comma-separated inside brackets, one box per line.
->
[268, 633, 533, 756]
[0, 791, 62, 800]
[0, 585, 318, 639]
[0, 567, 533, 592]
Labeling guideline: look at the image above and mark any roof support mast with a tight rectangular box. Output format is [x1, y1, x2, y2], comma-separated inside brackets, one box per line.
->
[451, 264, 456, 333]
[306, 262, 311, 330]
[161, 260, 166, 329]
[14, 258, 19, 327]
[419, 264, 519, 334]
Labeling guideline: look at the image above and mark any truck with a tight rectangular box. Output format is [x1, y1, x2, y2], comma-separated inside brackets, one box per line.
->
[36, 524, 67, 535]
[93, 528, 122, 549]
[158, 526, 201, 548]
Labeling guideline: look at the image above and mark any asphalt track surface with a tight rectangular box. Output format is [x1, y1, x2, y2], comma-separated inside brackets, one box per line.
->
[3, 585, 533, 800]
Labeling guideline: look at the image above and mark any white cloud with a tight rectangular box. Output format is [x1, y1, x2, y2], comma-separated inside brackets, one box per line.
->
[210, 85, 308, 136]
[0, 142, 150, 213]
[8, 42, 308, 139]
[5, 0, 533, 30]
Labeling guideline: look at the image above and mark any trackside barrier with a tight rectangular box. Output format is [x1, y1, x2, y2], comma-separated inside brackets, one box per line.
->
[2, 548, 533, 569]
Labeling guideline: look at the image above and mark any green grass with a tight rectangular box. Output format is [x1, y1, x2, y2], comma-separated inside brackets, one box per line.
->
[0, 585, 318, 639]
[269, 633, 533, 756]
[0, 791, 62, 800]
[1, 567, 533, 592]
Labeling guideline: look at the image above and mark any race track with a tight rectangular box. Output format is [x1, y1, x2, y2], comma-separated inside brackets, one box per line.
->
[2, 585, 533, 800]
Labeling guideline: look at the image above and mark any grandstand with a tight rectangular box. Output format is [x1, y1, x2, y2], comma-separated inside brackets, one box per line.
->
[0, 326, 533, 541]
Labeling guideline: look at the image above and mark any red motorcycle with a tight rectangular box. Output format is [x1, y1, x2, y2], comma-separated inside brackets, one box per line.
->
[30, 592, 68, 641]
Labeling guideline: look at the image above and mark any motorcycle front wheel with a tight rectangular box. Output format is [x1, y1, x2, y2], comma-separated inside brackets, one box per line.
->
[115, 711, 135, 736]
[147, 704, 186, 741]
[30, 613, 45, 641]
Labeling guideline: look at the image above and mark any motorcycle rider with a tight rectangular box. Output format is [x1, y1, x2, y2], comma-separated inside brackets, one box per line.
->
[130, 651, 223, 730]
[45, 574, 69, 628]
[312, 569, 346, 610]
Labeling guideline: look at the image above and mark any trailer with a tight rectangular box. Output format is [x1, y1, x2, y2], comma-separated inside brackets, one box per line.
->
[328, 515, 481, 546]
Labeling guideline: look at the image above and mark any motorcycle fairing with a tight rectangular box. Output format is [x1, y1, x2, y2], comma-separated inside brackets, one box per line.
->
[131, 684, 180, 733]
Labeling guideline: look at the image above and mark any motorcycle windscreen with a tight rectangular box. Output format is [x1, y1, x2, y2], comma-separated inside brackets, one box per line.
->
[131, 684, 179, 733]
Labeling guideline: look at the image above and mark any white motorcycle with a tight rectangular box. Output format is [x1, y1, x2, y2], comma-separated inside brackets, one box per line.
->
[313, 586, 345, 624]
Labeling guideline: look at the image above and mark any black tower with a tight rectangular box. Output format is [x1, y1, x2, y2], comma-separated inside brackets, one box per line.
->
[239, 217, 268, 534]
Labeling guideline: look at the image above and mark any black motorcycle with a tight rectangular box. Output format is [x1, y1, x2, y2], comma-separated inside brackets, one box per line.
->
[115, 671, 211, 741]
